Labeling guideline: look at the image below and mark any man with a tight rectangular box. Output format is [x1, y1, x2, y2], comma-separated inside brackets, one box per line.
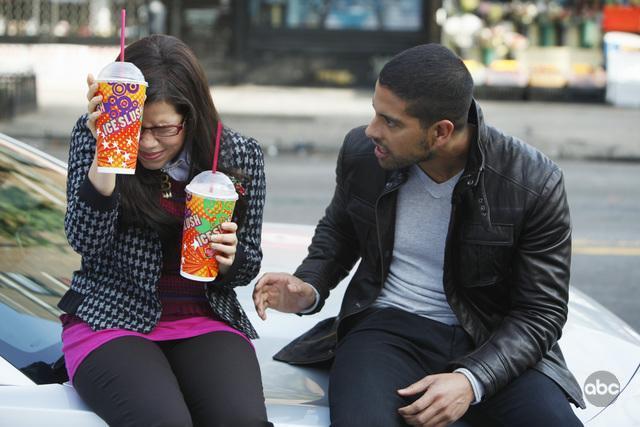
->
[253, 44, 585, 426]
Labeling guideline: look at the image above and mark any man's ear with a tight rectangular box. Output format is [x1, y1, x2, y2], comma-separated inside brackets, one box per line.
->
[432, 120, 455, 147]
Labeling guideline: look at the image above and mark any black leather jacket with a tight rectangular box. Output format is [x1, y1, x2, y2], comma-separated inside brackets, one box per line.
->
[274, 101, 585, 408]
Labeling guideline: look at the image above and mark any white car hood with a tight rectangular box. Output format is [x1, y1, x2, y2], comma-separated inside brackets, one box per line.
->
[1, 222, 638, 426]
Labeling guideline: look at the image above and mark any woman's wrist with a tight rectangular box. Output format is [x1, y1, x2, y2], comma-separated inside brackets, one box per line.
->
[88, 156, 116, 196]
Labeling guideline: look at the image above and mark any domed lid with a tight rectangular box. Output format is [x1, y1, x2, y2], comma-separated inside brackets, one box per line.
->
[97, 61, 147, 85]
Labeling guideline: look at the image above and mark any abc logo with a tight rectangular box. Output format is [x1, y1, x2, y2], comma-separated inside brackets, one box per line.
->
[583, 371, 620, 407]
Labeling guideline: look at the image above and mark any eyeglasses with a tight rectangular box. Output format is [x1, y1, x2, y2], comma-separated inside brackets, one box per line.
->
[140, 122, 184, 138]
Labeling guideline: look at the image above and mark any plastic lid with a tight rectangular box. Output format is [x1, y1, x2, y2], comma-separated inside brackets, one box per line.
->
[186, 171, 238, 200]
[97, 61, 147, 85]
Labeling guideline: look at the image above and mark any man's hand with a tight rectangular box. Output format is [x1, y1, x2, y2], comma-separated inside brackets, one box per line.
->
[397, 373, 474, 427]
[253, 273, 317, 320]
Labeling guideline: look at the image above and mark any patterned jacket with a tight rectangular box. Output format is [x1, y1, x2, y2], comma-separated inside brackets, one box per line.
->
[58, 115, 265, 339]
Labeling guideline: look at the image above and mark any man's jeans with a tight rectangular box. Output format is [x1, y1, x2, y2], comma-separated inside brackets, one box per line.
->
[329, 307, 583, 427]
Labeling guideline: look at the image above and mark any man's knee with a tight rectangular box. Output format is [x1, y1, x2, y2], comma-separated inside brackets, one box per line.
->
[330, 372, 411, 427]
[329, 330, 426, 426]
[539, 401, 583, 426]
[330, 407, 406, 427]
[474, 370, 583, 427]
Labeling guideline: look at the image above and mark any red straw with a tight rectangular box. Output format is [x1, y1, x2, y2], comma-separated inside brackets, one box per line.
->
[212, 121, 222, 173]
[120, 9, 126, 62]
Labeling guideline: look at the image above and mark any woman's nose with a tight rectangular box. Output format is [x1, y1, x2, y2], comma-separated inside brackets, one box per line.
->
[138, 128, 157, 148]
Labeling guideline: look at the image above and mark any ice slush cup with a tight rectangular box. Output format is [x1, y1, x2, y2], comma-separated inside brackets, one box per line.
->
[180, 171, 238, 282]
[95, 61, 147, 174]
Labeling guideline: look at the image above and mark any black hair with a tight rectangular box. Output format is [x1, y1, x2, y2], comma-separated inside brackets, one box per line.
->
[378, 44, 473, 131]
[115, 35, 246, 238]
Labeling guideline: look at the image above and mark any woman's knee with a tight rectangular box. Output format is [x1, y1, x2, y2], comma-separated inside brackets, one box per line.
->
[92, 394, 192, 427]
[191, 405, 270, 427]
[131, 404, 193, 427]
[73, 337, 192, 426]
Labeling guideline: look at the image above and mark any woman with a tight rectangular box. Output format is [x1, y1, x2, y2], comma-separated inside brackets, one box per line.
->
[58, 34, 270, 426]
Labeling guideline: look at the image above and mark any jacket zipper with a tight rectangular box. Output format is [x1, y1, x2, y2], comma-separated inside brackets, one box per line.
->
[373, 185, 400, 300]
[338, 184, 399, 327]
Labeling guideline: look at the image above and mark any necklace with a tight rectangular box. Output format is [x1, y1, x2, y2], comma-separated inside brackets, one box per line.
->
[160, 172, 172, 199]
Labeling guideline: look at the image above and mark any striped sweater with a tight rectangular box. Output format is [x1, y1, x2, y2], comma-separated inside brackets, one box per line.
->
[58, 115, 265, 338]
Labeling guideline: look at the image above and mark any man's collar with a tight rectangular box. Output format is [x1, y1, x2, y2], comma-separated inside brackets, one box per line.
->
[381, 100, 486, 192]
[461, 99, 486, 187]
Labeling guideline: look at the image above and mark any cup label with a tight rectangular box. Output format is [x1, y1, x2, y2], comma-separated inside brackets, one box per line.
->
[96, 82, 145, 171]
[180, 193, 236, 280]
[101, 108, 142, 136]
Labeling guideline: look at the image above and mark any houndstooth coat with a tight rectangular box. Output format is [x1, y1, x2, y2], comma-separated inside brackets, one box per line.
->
[58, 115, 265, 339]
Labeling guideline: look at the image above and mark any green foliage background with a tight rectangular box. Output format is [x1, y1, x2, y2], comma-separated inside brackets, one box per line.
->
[0, 162, 65, 247]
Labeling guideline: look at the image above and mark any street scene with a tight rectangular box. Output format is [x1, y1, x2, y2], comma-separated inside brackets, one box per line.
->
[2, 71, 639, 333]
[1, 0, 640, 426]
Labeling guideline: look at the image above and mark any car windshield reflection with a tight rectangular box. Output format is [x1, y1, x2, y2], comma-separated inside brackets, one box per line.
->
[0, 141, 79, 383]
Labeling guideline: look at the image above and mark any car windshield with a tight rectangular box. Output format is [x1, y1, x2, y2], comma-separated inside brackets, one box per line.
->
[0, 141, 79, 382]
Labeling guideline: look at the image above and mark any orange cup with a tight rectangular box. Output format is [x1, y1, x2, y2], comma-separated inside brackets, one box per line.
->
[95, 62, 147, 174]
[180, 172, 238, 282]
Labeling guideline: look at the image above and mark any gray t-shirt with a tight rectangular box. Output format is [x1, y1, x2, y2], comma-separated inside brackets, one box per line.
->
[374, 165, 463, 325]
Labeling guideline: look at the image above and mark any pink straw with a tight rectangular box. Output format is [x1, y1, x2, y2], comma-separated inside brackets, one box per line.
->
[120, 9, 126, 62]
[212, 121, 222, 173]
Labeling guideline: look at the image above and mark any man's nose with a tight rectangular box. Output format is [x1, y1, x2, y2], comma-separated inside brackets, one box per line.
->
[365, 116, 379, 140]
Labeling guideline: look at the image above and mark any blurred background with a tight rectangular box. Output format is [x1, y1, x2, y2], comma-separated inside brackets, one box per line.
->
[1, 0, 639, 94]
[0, 0, 639, 331]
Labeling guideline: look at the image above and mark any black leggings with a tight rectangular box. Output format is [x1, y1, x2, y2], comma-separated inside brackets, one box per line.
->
[73, 332, 272, 427]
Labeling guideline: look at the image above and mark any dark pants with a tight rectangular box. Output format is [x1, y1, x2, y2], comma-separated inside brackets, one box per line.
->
[329, 308, 583, 427]
[74, 332, 272, 427]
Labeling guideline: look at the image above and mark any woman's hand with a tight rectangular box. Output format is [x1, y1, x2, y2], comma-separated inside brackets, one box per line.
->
[212, 222, 239, 276]
[85, 73, 116, 196]
[85, 74, 102, 140]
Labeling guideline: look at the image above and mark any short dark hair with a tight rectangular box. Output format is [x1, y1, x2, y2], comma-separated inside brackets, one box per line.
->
[378, 44, 473, 131]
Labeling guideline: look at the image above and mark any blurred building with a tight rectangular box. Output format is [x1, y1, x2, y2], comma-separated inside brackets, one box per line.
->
[0, 0, 439, 86]
[222, 0, 439, 85]
[1, 0, 639, 105]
